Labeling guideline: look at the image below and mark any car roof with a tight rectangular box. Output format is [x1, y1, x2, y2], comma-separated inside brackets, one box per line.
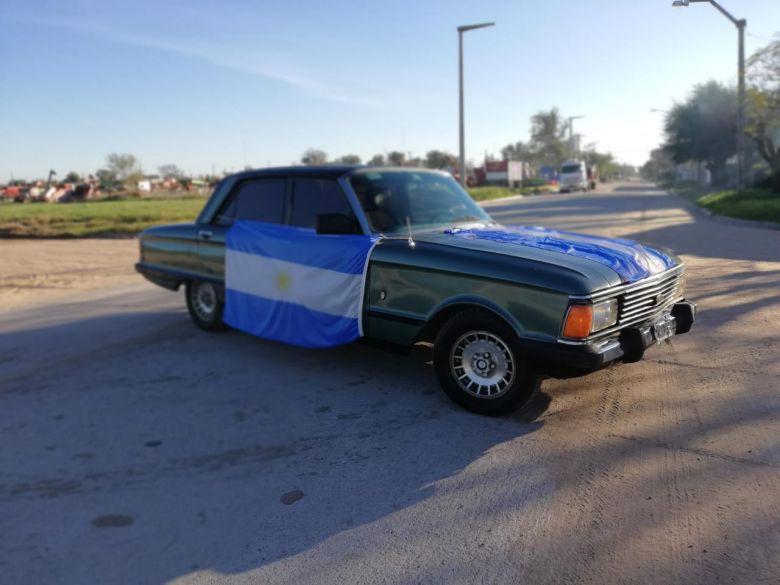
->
[226, 165, 449, 182]
[228, 165, 360, 181]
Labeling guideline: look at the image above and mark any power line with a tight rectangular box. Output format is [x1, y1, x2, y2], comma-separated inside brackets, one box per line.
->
[747, 31, 778, 43]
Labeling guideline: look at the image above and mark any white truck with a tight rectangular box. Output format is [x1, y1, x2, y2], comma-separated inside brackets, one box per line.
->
[559, 160, 590, 193]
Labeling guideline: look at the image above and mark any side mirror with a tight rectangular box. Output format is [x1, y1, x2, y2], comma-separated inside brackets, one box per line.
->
[315, 213, 360, 235]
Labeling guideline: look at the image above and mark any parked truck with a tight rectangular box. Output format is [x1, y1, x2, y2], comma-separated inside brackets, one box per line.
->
[560, 160, 598, 193]
[559, 160, 589, 193]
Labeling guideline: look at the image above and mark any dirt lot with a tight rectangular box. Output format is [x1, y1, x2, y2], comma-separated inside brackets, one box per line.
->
[0, 239, 140, 313]
[1, 184, 778, 585]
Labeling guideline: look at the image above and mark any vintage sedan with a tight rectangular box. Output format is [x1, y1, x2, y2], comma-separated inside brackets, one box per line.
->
[136, 166, 696, 415]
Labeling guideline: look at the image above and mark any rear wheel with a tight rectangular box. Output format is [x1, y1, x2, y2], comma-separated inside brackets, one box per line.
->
[433, 310, 538, 416]
[186, 280, 226, 332]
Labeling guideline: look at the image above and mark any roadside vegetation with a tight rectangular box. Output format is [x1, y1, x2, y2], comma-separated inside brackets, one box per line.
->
[0, 197, 206, 237]
[672, 182, 779, 226]
[643, 39, 780, 194]
[697, 189, 780, 225]
[468, 183, 558, 201]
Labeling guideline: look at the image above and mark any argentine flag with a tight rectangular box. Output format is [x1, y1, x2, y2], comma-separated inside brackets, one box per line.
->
[224, 221, 378, 348]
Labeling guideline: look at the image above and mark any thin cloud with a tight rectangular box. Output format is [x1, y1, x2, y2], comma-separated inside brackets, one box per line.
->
[9, 16, 382, 109]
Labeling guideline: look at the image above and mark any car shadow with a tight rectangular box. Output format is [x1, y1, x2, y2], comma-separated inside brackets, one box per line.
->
[0, 311, 548, 584]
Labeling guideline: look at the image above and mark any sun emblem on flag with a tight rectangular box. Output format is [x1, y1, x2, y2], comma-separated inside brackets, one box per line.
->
[276, 272, 291, 292]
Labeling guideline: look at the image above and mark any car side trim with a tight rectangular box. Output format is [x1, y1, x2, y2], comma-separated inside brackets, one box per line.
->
[365, 307, 426, 326]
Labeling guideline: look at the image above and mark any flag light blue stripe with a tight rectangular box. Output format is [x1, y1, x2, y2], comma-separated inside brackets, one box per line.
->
[224, 220, 377, 348]
[226, 221, 376, 274]
[225, 290, 359, 348]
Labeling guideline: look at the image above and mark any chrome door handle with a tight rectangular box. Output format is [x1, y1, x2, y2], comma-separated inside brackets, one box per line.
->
[198, 230, 213, 240]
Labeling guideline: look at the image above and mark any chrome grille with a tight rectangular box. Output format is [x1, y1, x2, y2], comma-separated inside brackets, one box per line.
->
[617, 267, 684, 329]
[560, 264, 685, 345]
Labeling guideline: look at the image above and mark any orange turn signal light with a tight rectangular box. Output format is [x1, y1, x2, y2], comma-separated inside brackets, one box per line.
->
[563, 305, 593, 339]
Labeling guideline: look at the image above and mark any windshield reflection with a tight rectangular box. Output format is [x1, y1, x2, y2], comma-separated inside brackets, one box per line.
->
[348, 169, 492, 234]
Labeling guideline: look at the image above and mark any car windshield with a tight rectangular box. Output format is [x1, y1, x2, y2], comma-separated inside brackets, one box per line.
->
[561, 165, 583, 174]
[347, 169, 492, 234]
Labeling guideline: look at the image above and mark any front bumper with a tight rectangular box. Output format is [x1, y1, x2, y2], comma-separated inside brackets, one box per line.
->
[525, 300, 697, 378]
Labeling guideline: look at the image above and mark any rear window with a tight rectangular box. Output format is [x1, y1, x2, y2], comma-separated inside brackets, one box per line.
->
[561, 165, 583, 174]
[219, 179, 287, 225]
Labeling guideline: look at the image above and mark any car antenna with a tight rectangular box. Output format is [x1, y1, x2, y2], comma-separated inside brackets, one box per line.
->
[406, 216, 416, 249]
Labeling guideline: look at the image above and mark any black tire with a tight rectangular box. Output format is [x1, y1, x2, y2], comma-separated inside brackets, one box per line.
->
[433, 310, 538, 416]
[186, 280, 226, 332]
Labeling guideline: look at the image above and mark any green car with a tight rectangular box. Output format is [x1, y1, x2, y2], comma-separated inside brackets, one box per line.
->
[136, 166, 696, 415]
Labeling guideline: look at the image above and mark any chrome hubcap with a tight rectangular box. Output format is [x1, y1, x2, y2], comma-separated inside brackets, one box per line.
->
[450, 331, 516, 399]
[191, 282, 216, 322]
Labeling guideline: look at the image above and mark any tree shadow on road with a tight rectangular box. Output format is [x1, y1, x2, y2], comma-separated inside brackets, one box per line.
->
[624, 221, 780, 263]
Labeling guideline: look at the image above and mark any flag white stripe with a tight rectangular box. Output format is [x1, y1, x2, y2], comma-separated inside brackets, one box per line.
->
[226, 249, 363, 319]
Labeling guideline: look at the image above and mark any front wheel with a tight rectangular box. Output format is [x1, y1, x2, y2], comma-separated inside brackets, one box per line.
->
[433, 310, 538, 416]
[186, 280, 226, 332]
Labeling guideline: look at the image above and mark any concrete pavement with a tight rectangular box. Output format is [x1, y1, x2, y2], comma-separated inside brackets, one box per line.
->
[1, 183, 778, 584]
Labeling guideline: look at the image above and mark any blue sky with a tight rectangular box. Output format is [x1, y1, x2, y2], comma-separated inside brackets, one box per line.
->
[1, 0, 778, 180]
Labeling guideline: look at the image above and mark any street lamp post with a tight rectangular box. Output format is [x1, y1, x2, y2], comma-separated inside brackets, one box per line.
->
[458, 22, 495, 187]
[672, 0, 747, 191]
[568, 115, 585, 158]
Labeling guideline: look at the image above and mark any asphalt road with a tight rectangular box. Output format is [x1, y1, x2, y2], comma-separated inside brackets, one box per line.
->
[2, 183, 779, 585]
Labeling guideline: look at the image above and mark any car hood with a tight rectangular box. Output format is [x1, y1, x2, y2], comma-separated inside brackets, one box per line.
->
[414, 224, 677, 285]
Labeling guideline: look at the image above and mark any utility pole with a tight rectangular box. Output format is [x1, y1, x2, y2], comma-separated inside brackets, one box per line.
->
[568, 115, 584, 159]
[672, 0, 747, 191]
[737, 17, 746, 192]
[458, 22, 495, 186]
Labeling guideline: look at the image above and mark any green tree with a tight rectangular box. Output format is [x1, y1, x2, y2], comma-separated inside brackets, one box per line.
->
[500, 109, 568, 169]
[95, 169, 120, 191]
[664, 81, 737, 188]
[585, 151, 618, 180]
[641, 148, 675, 184]
[367, 154, 385, 166]
[616, 164, 638, 179]
[106, 153, 142, 180]
[64, 171, 81, 183]
[387, 151, 406, 166]
[500, 141, 533, 162]
[747, 40, 780, 192]
[334, 154, 362, 165]
[425, 150, 457, 169]
[528, 108, 569, 167]
[301, 148, 328, 165]
[158, 164, 185, 179]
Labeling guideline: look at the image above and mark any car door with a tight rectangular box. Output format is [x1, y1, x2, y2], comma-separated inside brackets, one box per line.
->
[197, 177, 288, 279]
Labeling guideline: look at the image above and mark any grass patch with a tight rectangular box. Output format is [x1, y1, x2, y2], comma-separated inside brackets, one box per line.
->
[468, 184, 557, 201]
[696, 189, 780, 226]
[468, 186, 518, 201]
[0, 197, 207, 237]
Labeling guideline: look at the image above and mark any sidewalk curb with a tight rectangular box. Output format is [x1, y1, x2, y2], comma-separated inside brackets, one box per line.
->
[478, 190, 565, 207]
[667, 190, 780, 231]
[478, 194, 526, 207]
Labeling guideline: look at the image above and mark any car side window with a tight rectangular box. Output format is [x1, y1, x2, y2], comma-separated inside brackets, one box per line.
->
[214, 197, 237, 226]
[216, 179, 286, 225]
[290, 178, 356, 230]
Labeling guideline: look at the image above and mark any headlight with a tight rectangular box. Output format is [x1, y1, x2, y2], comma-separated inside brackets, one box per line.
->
[562, 299, 619, 339]
[591, 299, 619, 332]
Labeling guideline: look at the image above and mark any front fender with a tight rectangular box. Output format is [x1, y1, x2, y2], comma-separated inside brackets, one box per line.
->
[423, 295, 525, 339]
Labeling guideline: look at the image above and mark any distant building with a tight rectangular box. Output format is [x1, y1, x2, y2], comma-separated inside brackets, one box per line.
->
[482, 161, 531, 187]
